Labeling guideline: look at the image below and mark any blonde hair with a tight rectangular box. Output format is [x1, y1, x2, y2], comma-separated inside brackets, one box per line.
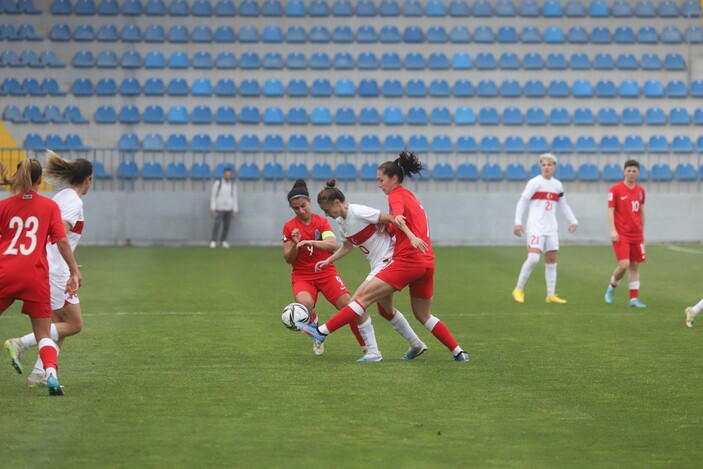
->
[0, 158, 42, 193]
[539, 153, 558, 165]
[43, 150, 93, 186]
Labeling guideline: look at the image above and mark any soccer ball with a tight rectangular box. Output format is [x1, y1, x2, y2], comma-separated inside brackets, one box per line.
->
[281, 303, 310, 330]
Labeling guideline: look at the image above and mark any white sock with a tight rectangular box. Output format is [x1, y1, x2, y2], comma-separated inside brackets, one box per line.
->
[45, 367, 57, 379]
[357, 317, 381, 358]
[545, 263, 557, 297]
[32, 356, 44, 374]
[692, 298, 703, 314]
[19, 323, 59, 350]
[516, 252, 540, 290]
[389, 311, 423, 348]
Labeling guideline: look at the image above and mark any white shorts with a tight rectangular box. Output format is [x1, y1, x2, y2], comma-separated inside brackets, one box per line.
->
[50, 273, 80, 311]
[365, 258, 392, 282]
[526, 232, 559, 253]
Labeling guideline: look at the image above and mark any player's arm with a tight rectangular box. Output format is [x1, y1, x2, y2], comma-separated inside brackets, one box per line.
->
[316, 240, 354, 272]
[379, 212, 428, 253]
[297, 232, 337, 252]
[607, 206, 618, 242]
[558, 195, 578, 233]
[640, 205, 645, 232]
[283, 240, 297, 264]
[514, 196, 529, 237]
[56, 238, 82, 293]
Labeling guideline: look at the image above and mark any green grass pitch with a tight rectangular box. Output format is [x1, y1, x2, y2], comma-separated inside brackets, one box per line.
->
[1, 245, 702, 467]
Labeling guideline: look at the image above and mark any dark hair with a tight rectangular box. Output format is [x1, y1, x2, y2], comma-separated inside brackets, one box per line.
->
[43, 150, 93, 186]
[317, 178, 345, 205]
[287, 178, 309, 204]
[623, 159, 640, 170]
[378, 149, 424, 184]
[0, 158, 42, 193]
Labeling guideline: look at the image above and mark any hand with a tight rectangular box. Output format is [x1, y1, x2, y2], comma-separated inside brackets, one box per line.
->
[315, 260, 329, 272]
[231, 212, 238, 220]
[210, 210, 216, 217]
[297, 240, 313, 249]
[514, 224, 523, 237]
[568, 224, 577, 234]
[376, 223, 389, 234]
[409, 235, 428, 254]
[65, 272, 82, 295]
[291, 228, 301, 244]
[610, 230, 619, 243]
[394, 215, 407, 227]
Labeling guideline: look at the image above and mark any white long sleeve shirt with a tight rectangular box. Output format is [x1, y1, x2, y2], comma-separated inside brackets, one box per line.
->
[210, 178, 238, 212]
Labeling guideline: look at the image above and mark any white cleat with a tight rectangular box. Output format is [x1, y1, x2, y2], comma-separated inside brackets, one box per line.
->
[312, 340, 325, 356]
[685, 307, 695, 328]
[221, 241, 230, 249]
[357, 354, 383, 362]
[27, 371, 47, 387]
[209, 241, 216, 248]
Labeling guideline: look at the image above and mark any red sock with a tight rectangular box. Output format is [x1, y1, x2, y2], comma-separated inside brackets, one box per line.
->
[376, 303, 394, 321]
[428, 320, 459, 352]
[348, 321, 365, 347]
[39, 344, 58, 372]
[326, 301, 366, 334]
[629, 289, 639, 300]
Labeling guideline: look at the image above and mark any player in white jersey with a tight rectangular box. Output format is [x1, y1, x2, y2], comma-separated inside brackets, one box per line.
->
[314, 179, 428, 362]
[4, 150, 93, 387]
[512, 153, 578, 304]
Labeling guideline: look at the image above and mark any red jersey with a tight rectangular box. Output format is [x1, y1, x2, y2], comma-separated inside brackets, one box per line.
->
[608, 181, 645, 242]
[387, 185, 434, 267]
[0, 191, 66, 302]
[282, 214, 338, 279]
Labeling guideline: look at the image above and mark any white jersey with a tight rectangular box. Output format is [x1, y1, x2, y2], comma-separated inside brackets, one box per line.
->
[515, 175, 577, 235]
[335, 203, 394, 269]
[47, 188, 84, 278]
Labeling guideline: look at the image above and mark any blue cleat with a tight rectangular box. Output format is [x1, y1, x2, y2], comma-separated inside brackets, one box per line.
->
[295, 321, 327, 343]
[629, 299, 647, 309]
[400, 344, 428, 360]
[46, 375, 65, 396]
[604, 286, 615, 304]
[454, 351, 470, 362]
[357, 355, 383, 363]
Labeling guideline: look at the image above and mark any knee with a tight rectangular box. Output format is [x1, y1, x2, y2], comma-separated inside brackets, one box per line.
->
[376, 303, 394, 321]
[525, 252, 541, 267]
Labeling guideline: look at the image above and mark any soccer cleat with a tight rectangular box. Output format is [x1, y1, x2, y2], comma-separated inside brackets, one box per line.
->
[629, 299, 647, 309]
[357, 354, 383, 363]
[400, 344, 428, 360]
[512, 289, 525, 303]
[209, 241, 216, 248]
[312, 340, 325, 356]
[4, 338, 24, 374]
[295, 321, 327, 343]
[221, 241, 230, 249]
[685, 307, 695, 328]
[454, 351, 470, 362]
[545, 295, 567, 304]
[27, 371, 47, 387]
[46, 375, 65, 396]
[604, 286, 615, 304]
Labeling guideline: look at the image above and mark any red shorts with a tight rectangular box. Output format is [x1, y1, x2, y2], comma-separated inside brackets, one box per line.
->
[292, 273, 349, 308]
[0, 297, 51, 318]
[375, 259, 434, 299]
[612, 240, 646, 263]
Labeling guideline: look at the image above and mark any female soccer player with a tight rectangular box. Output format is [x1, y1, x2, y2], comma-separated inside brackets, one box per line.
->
[0, 158, 82, 396]
[512, 153, 578, 304]
[5, 151, 93, 386]
[604, 159, 647, 308]
[685, 300, 703, 328]
[315, 178, 428, 362]
[297, 151, 470, 362]
[282, 179, 364, 356]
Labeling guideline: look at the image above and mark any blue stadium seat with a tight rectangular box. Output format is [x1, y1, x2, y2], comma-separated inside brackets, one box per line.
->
[143, 105, 164, 123]
[504, 136, 525, 153]
[675, 163, 697, 181]
[481, 163, 503, 180]
[662, 26, 682, 44]
[238, 134, 260, 153]
[456, 136, 478, 154]
[477, 80, 498, 97]
[619, 80, 640, 98]
[546, 53, 566, 70]
[595, 80, 616, 97]
[121, 50, 141, 69]
[310, 106, 332, 125]
[643, 79, 664, 98]
[523, 53, 543, 70]
[505, 163, 527, 180]
[336, 135, 356, 153]
[637, 26, 658, 43]
[667, 80, 688, 98]
[474, 26, 495, 43]
[683, 0, 702, 17]
[118, 105, 140, 124]
[695, 109, 703, 125]
[142, 133, 164, 152]
[356, 0, 376, 16]
[432, 135, 452, 153]
[142, 51, 164, 69]
[237, 162, 260, 180]
[664, 53, 685, 70]
[214, 25, 236, 43]
[263, 79, 284, 97]
[598, 108, 619, 125]
[527, 135, 549, 153]
[167, 78, 188, 96]
[499, 53, 520, 70]
[192, 105, 213, 124]
[118, 133, 139, 152]
[648, 135, 669, 153]
[650, 163, 672, 181]
[478, 107, 499, 125]
[672, 135, 694, 152]
[520, 26, 541, 43]
[578, 163, 599, 181]
[498, 26, 518, 43]
[570, 53, 590, 69]
[407, 135, 429, 153]
[383, 134, 404, 153]
[669, 108, 690, 125]
[457, 163, 478, 181]
[144, 78, 164, 96]
[548, 80, 569, 97]
[554, 164, 575, 182]
[287, 135, 308, 153]
[573, 107, 594, 125]
[623, 135, 645, 153]
[525, 108, 547, 126]
[495, 0, 516, 16]
[452, 80, 474, 97]
[428, 26, 448, 43]
[359, 107, 380, 125]
[403, 26, 424, 43]
[552, 135, 573, 153]
[692, 80, 703, 97]
[311, 135, 333, 153]
[592, 26, 612, 43]
[601, 163, 621, 182]
[428, 52, 449, 69]
[380, 25, 400, 43]
[545, 26, 565, 43]
[360, 135, 381, 153]
[433, 163, 454, 181]
[550, 108, 570, 125]
[309, 163, 332, 181]
[430, 107, 451, 125]
[40, 51, 65, 68]
[621, 107, 643, 125]
[449, 25, 471, 43]
[213, 106, 235, 125]
[334, 108, 355, 125]
[72, 78, 93, 96]
[572, 80, 593, 97]
[575, 136, 597, 153]
[480, 136, 501, 153]
[287, 162, 308, 180]
[430, 80, 450, 97]
[73, 50, 94, 68]
[261, 162, 284, 181]
[167, 105, 189, 124]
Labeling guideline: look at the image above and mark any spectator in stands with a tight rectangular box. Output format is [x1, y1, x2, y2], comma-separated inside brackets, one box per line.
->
[209, 167, 238, 248]
[512, 153, 578, 304]
[604, 160, 647, 308]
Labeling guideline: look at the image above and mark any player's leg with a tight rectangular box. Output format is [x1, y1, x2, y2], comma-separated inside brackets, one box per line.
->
[544, 241, 566, 303]
[26, 301, 64, 396]
[685, 298, 703, 327]
[513, 236, 543, 303]
[332, 291, 369, 354]
[293, 284, 325, 355]
[627, 243, 646, 308]
[605, 242, 630, 304]
[1, 297, 26, 374]
[376, 295, 427, 359]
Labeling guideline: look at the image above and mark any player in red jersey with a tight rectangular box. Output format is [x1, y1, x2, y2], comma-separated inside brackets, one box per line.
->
[297, 151, 470, 362]
[0, 158, 82, 396]
[5, 151, 93, 387]
[604, 159, 647, 308]
[282, 179, 364, 356]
